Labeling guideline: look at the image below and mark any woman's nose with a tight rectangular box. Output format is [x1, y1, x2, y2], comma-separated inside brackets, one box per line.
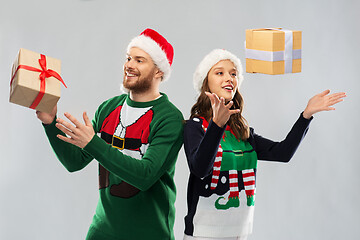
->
[225, 72, 233, 82]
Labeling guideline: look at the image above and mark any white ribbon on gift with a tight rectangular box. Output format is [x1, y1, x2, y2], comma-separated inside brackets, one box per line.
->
[245, 49, 301, 63]
[245, 28, 301, 73]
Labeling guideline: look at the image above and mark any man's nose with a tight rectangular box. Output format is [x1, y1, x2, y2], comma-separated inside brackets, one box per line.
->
[124, 59, 135, 69]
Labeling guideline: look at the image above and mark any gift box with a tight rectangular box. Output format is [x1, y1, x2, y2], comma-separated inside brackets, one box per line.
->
[9, 48, 66, 113]
[245, 28, 302, 75]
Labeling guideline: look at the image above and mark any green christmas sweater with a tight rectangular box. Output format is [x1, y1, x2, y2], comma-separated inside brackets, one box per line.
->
[44, 93, 184, 240]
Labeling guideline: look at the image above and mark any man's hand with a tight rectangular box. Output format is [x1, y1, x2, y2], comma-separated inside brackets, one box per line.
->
[55, 112, 95, 149]
[36, 105, 57, 125]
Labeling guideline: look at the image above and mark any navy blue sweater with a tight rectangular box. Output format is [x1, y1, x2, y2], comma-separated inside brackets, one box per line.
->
[183, 112, 313, 236]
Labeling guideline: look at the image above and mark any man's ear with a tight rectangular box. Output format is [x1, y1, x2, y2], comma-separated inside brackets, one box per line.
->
[154, 68, 164, 80]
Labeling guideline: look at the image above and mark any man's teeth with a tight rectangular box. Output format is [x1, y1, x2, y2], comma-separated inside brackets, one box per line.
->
[127, 73, 136, 77]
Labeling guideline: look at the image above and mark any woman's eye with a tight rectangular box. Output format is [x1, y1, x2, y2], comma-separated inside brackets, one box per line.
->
[231, 73, 237, 77]
[216, 72, 223, 75]
[126, 57, 131, 61]
[137, 60, 143, 63]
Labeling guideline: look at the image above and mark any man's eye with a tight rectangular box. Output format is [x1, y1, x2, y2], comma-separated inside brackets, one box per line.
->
[126, 57, 131, 61]
[137, 60, 143, 63]
[232, 73, 237, 77]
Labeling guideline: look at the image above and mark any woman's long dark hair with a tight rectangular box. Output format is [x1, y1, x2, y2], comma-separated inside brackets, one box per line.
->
[190, 76, 250, 140]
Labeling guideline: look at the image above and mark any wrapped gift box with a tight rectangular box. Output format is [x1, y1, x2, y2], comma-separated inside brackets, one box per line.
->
[9, 48, 66, 113]
[245, 28, 302, 75]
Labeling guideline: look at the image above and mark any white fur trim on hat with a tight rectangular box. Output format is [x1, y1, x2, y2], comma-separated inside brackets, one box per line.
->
[193, 49, 244, 93]
[127, 35, 171, 81]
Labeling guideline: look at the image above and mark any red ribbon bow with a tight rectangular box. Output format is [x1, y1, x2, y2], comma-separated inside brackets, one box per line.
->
[10, 54, 67, 109]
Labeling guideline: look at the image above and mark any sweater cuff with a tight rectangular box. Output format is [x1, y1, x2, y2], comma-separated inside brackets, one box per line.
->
[42, 116, 61, 136]
[42, 116, 57, 128]
[209, 119, 226, 129]
[300, 111, 314, 122]
[207, 119, 226, 138]
[297, 111, 313, 130]
[83, 134, 107, 158]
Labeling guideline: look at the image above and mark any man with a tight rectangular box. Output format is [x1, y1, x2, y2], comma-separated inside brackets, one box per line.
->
[37, 29, 184, 240]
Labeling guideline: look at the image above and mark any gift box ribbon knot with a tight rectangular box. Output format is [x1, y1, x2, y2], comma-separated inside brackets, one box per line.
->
[10, 54, 67, 110]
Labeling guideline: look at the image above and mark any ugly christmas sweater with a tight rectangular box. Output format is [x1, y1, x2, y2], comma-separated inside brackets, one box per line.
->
[184, 113, 312, 238]
[44, 93, 183, 240]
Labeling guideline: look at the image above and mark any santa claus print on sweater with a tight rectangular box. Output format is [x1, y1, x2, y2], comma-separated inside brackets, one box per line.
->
[98, 101, 153, 198]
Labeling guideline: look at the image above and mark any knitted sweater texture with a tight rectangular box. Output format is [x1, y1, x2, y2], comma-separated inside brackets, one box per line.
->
[184, 113, 312, 237]
[44, 93, 183, 240]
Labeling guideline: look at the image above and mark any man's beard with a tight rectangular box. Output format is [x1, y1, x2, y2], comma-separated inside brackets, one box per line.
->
[123, 69, 155, 94]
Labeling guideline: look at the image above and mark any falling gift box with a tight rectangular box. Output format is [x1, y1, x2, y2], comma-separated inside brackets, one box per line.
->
[245, 28, 302, 75]
[9, 48, 67, 113]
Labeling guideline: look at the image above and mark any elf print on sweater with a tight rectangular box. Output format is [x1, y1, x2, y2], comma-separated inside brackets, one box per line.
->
[184, 113, 312, 238]
[184, 117, 258, 238]
[201, 117, 257, 210]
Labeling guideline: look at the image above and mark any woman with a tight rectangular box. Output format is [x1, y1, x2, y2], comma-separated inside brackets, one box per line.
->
[183, 49, 346, 240]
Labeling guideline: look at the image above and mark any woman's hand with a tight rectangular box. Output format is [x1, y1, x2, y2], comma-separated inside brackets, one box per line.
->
[205, 92, 240, 127]
[303, 90, 346, 119]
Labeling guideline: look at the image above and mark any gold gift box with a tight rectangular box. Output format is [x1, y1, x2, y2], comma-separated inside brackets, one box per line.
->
[245, 28, 302, 75]
[9, 48, 62, 113]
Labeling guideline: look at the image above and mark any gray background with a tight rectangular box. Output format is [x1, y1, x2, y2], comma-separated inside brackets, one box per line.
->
[1, 0, 359, 239]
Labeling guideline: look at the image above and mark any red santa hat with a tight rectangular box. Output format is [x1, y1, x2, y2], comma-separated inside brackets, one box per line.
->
[193, 49, 244, 94]
[127, 28, 174, 82]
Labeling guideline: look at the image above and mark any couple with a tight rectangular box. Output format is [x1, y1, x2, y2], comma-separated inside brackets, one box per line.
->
[37, 29, 345, 240]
